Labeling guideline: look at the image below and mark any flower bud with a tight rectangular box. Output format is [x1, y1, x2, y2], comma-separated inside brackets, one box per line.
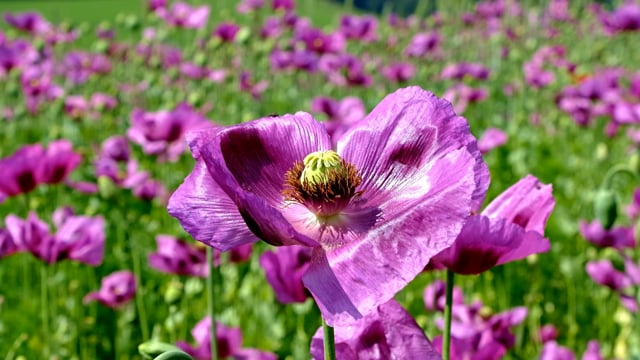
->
[594, 188, 618, 230]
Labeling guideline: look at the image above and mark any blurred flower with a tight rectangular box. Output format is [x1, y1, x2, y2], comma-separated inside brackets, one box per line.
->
[177, 316, 276, 360]
[90, 93, 118, 111]
[404, 32, 441, 58]
[0, 140, 81, 202]
[237, 0, 264, 14]
[3, 11, 52, 36]
[272, 0, 294, 11]
[168, 86, 489, 325]
[524, 46, 574, 88]
[595, 1, 640, 34]
[477, 128, 507, 154]
[586, 260, 632, 291]
[310, 95, 365, 143]
[339, 15, 378, 42]
[540, 341, 575, 360]
[259, 245, 311, 304]
[128, 103, 213, 162]
[239, 71, 269, 100]
[579, 220, 635, 249]
[64, 95, 89, 119]
[423, 279, 464, 312]
[441, 62, 490, 81]
[148, 235, 208, 277]
[84, 270, 136, 308]
[443, 83, 488, 114]
[295, 27, 345, 54]
[432, 299, 527, 359]
[539, 324, 559, 343]
[63, 51, 112, 84]
[5, 209, 105, 266]
[429, 175, 554, 275]
[311, 300, 441, 359]
[0, 227, 21, 259]
[213, 22, 240, 43]
[156, 2, 210, 29]
[582, 340, 604, 360]
[20, 64, 64, 114]
[381, 62, 415, 83]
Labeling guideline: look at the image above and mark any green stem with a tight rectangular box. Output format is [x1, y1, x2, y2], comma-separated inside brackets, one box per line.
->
[206, 247, 219, 360]
[443, 269, 454, 360]
[40, 265, 50, 358]
[128, 222, 150, 341]
[322, 317, 336, 360]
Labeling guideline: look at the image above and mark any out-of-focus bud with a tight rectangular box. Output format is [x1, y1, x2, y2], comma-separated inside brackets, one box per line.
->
[594, 188, 618, 230]
[138, 342, 190, 359]
[97, 175, 117, 199]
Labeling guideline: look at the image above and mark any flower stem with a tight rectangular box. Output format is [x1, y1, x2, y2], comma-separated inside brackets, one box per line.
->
[322, 318, 336, 360]
[40, 265, 50, 358]
[131, 237, 150, 341]
[443, 269, 455, 360]
[206, 247, 219, 360]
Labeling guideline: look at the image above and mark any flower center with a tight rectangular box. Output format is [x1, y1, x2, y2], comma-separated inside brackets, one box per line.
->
[283, 150, 362, 217]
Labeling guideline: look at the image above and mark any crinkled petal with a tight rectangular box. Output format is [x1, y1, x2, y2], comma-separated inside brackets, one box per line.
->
[482, 175, 554, 235]
[430, 215, 549, 274]
[201, 113, 331, 247]
[304, 147, 477, 325]
[337, 86, 489, 216]
[168, 159, 257, 251]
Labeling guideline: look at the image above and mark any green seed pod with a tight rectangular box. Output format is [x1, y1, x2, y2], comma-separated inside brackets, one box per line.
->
[593, 188, 618, 230]
[138, 342, 187, 359]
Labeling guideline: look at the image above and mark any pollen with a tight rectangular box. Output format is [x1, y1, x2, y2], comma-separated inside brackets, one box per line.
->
[283, 151, 362, 217]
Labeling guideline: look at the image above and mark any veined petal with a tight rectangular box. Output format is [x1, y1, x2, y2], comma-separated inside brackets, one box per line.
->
[337, 86, 489, 217]
[167, 159, 257, 251]
[304, 147, 476, 325]
[200, 113, 332, 247]
[430, 215, 550, 275]
[481, 174, 554, 234]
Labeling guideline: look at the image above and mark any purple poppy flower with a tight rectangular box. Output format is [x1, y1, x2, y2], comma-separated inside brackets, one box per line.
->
[381, 62, 416, 83]
[429, 175, 554, 275]
[156, 2, 210, 29]
[20, 64, 63, 114]
[237, 0, 264, 14]
[148, 0, 166, 12]
[295, 27, 345, 54]
[54, 212, 105, 266]
[239, 71, 269, 100]
[259, 245, 312, 304]
[100, 136, 130, 162]
[260, 17, 283, 39]
[423, 279, 464, 312]
[84, 270, 136, 308]
[586, 260, 632, 291]
[477, 128, 507, 154]
[272, 0, 294, 11]
[178, 317, 276, 360]
[596, 1, 640, 34]
[213, 22, 240, 43]
[339, 15, 378, 42]
[404, 32, 441, 58]
[318, 54, 371, 87]
[579, 220, 635, 249]
[441, 62, 491, 81]
[5, 212, 56, 263]
[3, 12, 52, 35]
[168, 86, 489, 325]
[582, 341, 604, 360]
[433, 301, 527, 359]
[540, 341, 576, 360]
[0, 144, 45, 202]
[41, 140, 82, 185]
[148, 235, 208, 277]
[311, 300, 440, 360]
[90, 93, 117, 111]
[310, 96, 365, 143]
[128, 103, 213, 162]
[546, 0, 571, 22]
[63, 52, 112, 85]
[443, 84, 488, 114]
[64, 95, 89, 119]
[0, 227, 21, 259]
[539, 324, 559, 343]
